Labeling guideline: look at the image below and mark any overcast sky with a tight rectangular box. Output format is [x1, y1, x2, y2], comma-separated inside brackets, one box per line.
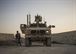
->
[0, 0, 76, 34]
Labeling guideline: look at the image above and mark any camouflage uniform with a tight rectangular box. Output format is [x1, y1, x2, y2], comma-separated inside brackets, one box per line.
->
[15, 31, 21, 46]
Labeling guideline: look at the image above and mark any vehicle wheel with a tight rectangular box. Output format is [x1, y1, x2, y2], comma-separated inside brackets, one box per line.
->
[25, 38, 31, 47]
[46, 38, 51, 46]
[43, 38, 47, 46]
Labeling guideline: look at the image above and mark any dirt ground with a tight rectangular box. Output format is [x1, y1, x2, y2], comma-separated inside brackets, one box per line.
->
[0, 44, 76, 54]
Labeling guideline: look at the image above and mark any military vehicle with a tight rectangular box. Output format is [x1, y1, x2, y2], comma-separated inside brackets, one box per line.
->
[20, 14, 55, 46]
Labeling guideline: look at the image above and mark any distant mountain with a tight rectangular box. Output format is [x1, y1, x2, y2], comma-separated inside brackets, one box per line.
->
[0, 31, 76, 46]
[0, 33, 16, 46]
[0, 33, 14, 41]
[0, 33, 25, 46]
[52, 30, 76, 44]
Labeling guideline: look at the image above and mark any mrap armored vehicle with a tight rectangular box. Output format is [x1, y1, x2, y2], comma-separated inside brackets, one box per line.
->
[20, 14, 55, 46]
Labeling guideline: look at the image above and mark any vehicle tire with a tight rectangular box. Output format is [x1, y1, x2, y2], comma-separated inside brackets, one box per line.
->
[43, 38, 47, 46]
[25, 38, 31, 47]
[46, 38, 51, 46]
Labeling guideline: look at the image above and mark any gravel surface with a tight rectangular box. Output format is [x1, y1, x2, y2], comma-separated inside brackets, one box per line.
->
[0, 44, 76, 54]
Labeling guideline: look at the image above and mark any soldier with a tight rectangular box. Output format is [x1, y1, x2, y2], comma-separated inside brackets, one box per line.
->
[15, 31, 21, 46]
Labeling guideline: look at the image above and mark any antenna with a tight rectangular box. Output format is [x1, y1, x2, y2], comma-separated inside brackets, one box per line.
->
[27, 14, 29, 26]
[29, 14, 31, 25]
[44, 17, 46, 23]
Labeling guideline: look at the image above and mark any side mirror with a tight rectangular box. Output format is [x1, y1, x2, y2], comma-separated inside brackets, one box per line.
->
[48, 25, 55, 28]
[51, 25, 55, 28]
